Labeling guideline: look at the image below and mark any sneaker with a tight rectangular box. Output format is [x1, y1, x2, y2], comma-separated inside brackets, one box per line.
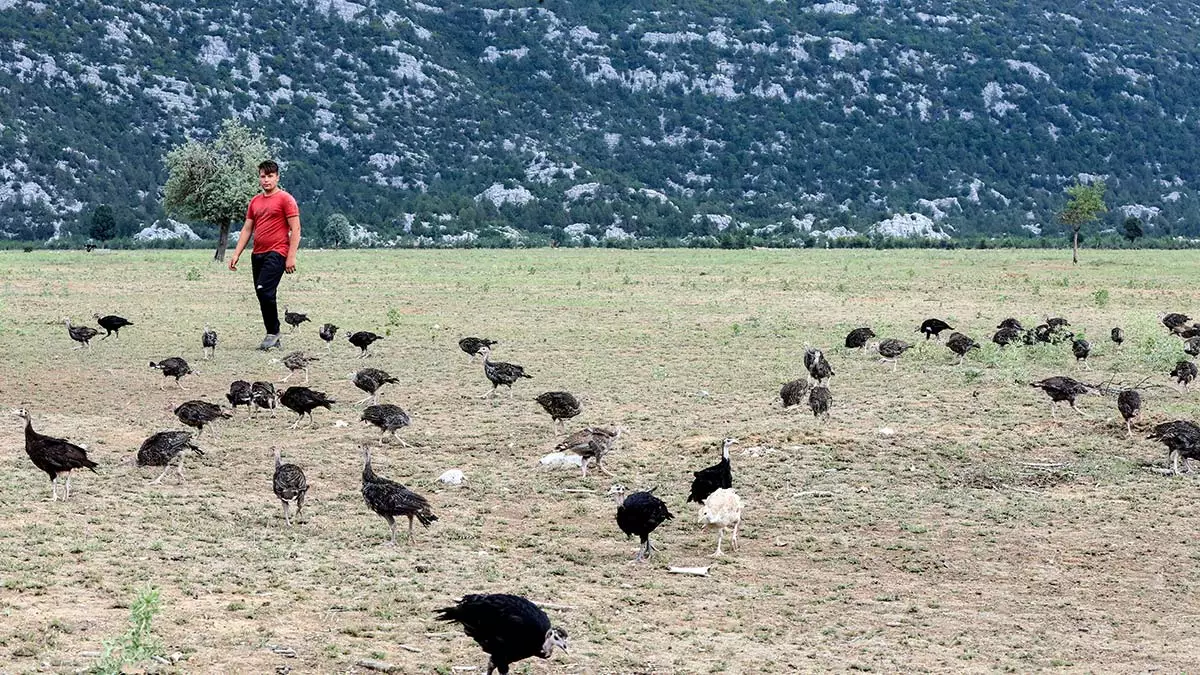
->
[258, 334, 282, 351]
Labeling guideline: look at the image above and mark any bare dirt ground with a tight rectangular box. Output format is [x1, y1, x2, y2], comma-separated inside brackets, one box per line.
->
[1, 248, 1199, 673]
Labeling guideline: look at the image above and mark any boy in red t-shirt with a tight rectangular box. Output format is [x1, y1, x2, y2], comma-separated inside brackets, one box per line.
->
[228, 160, 301, 350]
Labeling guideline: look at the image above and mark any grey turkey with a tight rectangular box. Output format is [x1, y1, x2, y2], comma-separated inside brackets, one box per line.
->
[202, 325, 218, 359]
[348, 330, 384, 357]
[1171, 360, 1198, 392]
[1178, 324, 1200, 339]
[361, 446, 437, 544]
[279, 351, 319, 383]
[918, 318, 953, 340]
[478, 345, 532, 398]
[280, 386, 335, 428]
[809, 385, 832, 419]
[1071, 338, 1092, 369]
[459, 336, 499, 361]
[779, 378, 810, 408]
[251, 381, 279, 414]
[283, 307, 310, 332]
[272, 447, 308, 527]
[613, 485, 673, 562]
[945, 332, 980, 364]
[1148, 420, 1200, 474]
[93, 313, 133, 339]
[992, 326, 1023, 347]
[353, 367, 399, 406]
[804, 347, 833, 383]
[65, 318, 100, 349]
[1162, 313, 1191, 334]
[149, 357, 193, 389]
[1029, 376, 1092, 417]
[361, 403, 411, 445]
[1110, 327, 1125, 347]
[434, 594, 569, 675]
[877, 338, 912, 370]
[688, 438, 735, 503]
[318, 323, 339, 349]
[1117, 389, 1141, 437]
[555, 426, 621, 477]
[844, 327, 875, 349]
[997, 318, 1024, 331]
[535, 391, 582, 433]
[13, 408, 98, 501]
[136, 431, 203, 484]
[226, 380, 253, 414]
[173, 400, 231, 436]
[1184, 337, 1200, 358]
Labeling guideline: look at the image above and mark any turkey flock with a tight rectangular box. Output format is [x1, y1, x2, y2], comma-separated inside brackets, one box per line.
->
[16, 302, 1200, 673]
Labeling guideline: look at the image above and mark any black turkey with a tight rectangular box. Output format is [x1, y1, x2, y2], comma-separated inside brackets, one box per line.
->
[1030, 376, 1092, 417]
[93, 313, 133, 339]
[993, 326, 1023, 347]
[844, 327, 875, 349]
[688, 438, 735, 503]
[1110, 327, 1125, 347]
[65, 318, 99, 349]
[1117, 389, 1141, 437]
[251, 381, 278, 414]
[361, 404, 412, 445]
[779, 379, 810, 408]
[1171, 360, 1198, 392]
[478, 345, 532, 398]
[460, 337, 499, 361]
[1178, 324, 1200, 339]
[149, 357, 193, 389]
[226, 380, 253, 414]
[918, 318, 953, 340]
[202, 325, 218, 359]
[280, 386, 335, 428]
[1148, 420, 1200, 474]
[1184, 337, 1200, 358]
[1031, 323, 1072, 345]
[272, 447, 308, 527]
[361, 446, 436, 544]
[535, 391, 582, 433]
[434, 594, 569, 675]
[804, 347, 833, 383]
[279, 351, 319, 383]
[318, 323, 339, 349]
[1071, 338, 1092, 369]
[945, 332, 980, 364]
[137, 430, 202, 484]
[1162, 313, 1191, 334]
[1047, 317, 1071, 331]
[173, 400, 231, 436]
[348, 330, 384, 357]
[13, 408, 98, 500]
[283, 307, 310, 332]
[997, 318, 1024, 331]
[613, 486, 673, 561]
[353, 367, 399, 406]
[877, 338, 913, 370]
[555, 427, 621, 477]
[809, 385, 832, 419]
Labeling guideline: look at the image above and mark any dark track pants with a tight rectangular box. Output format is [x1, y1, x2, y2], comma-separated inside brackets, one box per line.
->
[251, 251, 286, 335]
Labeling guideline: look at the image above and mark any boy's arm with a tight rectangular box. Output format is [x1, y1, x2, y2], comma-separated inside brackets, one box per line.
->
[284, 214, 301, 274]
[228, 217, 254, 271]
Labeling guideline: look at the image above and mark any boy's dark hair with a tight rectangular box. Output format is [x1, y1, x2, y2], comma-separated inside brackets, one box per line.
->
[258, 160, 280, 175]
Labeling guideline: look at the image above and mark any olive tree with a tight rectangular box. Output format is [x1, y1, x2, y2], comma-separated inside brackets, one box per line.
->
[1058, 180, 1107, 265]
[162, 119, 270, 261]
[322, 213, 352, 248]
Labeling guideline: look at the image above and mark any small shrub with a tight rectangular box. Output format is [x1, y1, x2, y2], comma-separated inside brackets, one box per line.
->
[185, 267, 201, 281]
[1093, 288, 1110, 307]
[93, 586, 163, 674]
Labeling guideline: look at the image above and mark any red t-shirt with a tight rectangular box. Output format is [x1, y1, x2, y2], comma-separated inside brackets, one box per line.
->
[246, 190, 299, 257]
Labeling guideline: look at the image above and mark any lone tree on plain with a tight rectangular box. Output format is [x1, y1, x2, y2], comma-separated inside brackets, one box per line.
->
[1058, 180, 1107, 265]
[162, 119, 270, 261]
[1123, 216, 1144, 244]
[322, 213, 352, 248]
[89, 204, 117, 241]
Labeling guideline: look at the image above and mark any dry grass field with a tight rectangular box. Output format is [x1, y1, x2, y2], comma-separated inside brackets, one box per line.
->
[1, 247, 1199, 674]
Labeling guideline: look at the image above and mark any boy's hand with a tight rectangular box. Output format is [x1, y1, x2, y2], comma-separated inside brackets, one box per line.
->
[285, 255, 297, 274]
[228, 254, 240, 271]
